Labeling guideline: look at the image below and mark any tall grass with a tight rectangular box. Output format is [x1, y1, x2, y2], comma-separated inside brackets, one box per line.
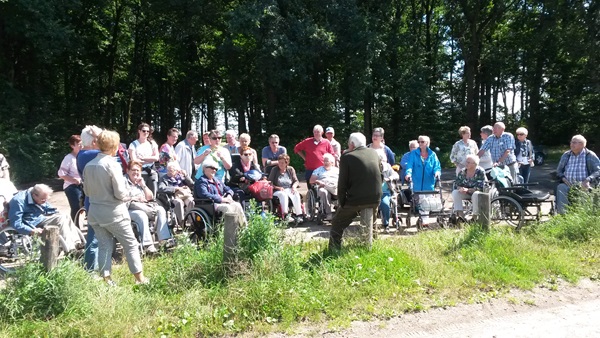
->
[0, 202, 598, 336]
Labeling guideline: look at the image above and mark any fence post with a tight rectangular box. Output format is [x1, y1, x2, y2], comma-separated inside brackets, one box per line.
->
[478, 193, 491, 231]
[223, 212, 238, 266]
[359, 207, 374, 250]
[40, 226, 60, 271]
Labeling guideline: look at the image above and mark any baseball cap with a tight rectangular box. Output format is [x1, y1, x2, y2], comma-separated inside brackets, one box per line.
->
[325, 127, 334, 134]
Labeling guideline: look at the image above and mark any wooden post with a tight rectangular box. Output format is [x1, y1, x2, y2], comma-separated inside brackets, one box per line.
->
[478, 193, 491, 231]
[223, 212, 238, 265]
[40, 226, 60, 271]
[359, 208, 374, 250]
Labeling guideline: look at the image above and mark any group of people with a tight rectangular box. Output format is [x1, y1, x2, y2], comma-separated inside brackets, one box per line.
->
[1, 120, 598, 283]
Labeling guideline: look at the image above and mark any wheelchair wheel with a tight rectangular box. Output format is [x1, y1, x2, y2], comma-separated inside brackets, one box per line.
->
[74, 207, 87, 230]
[182, 208, 213, 244]
[305, 189, 317, 222]
[490, 195, 524, 229]
[0, 227, 39, 274]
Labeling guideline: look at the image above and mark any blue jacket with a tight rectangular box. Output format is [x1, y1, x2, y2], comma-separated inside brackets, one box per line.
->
[405, 148, 441, 191]
[368, 144, 395, 165]
[8, 189, 57, 235]
[194, 174, 234, 203]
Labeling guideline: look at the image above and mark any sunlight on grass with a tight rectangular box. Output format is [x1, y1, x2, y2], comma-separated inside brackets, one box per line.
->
[0, 205, 599, 337]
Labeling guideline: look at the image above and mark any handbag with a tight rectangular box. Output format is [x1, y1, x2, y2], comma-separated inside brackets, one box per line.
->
[129, 201, 159, 220]
[247, 180, 274, 201]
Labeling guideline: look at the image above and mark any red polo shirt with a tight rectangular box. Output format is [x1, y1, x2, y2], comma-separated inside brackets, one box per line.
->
[294, 137, 335, 171]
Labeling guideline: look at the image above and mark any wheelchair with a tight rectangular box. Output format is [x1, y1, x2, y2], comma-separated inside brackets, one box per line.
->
[305, 184, 337, 225]
[182, 199, 221, 244]
[377, 177, 402, 230]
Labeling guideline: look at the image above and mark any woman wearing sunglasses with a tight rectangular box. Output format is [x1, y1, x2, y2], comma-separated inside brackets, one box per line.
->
[128, 123, 159, 197]
[404, 135, 441, 192]
[228, 146, 261, 198]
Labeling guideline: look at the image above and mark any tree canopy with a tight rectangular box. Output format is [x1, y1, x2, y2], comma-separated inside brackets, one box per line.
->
[1, 0, 598, 182]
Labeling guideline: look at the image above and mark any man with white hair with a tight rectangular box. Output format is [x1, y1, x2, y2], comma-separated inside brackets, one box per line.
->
[477, 122, 518, 182]
[224, 130, 239, 155]
[555, 134, 600, 214]
[175, 130, 198, 179]
[294, 124, 335, 185]
[309, 153, 339, 221]
[8, 184, 83, 253]
[329, 132, 382, 251]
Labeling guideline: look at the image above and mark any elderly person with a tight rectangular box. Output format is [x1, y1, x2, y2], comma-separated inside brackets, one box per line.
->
[158, 162, 194, 226]
[195, 158, 247, 226]
[0, 153, 10, 179]
[175, 130, 198, 180]
[228, 146, 261, 196]
[556, 135, 600, 214]
[329, 133, 382, 251]
[404, 135, 442, 192]
[224, 130, 239, 154]
[309, 153, 339, 221]
[378, 153, 399, 232]
[477, 122, 518, 183]
[237, 133, 260, 170]
[450, 126, 479, 176]
[515, 127, 534, 184]
[157, 128, 180, 174]
[294, 124, 335, 184]
[126, 161, 173, 253]
[8, 183, 83, 253]
[194, 129, 232, 183]
[451, 154, 487, 221]
[368, 127, 395, 165]
[128, 122, 160, 196]
[400, 140, 418, 183]
[58, 135, 83, 221]
[325, 127, 342, 166]
[479, 125, 494, 171]
[83, 131, 147, 285]
[76, 125, 102, 271]
[202, 132, 211, 146]
[268, 154, 304, 223]
[262, 134, 287, 176]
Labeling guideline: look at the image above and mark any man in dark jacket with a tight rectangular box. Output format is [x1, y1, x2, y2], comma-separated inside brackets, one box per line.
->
[329, 132, 382, 251]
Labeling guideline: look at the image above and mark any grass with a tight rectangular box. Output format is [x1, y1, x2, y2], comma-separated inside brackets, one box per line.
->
[0, 204, 598, 337]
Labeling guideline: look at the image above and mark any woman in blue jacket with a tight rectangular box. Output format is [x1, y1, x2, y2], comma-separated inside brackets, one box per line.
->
[404, 135, 441, 191]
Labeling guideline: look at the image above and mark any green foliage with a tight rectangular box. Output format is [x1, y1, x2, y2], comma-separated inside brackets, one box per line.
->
[0, 260, 94, 322]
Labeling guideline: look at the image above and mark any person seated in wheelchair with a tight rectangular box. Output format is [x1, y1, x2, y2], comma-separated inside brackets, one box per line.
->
[378, 153, 399, 231]
[451, 154, 487, 222]
[228, 146, 261, 201]
[309, 153, 339, 221]
[126, 161, 174, 253]
[556, 134, 600, 214]
[268, 154, 305, 223]
[8, 183, 83, 254]
[195, 158, 247, 227]
[157, 161, 194, 227]
[0, 179, 19, 247]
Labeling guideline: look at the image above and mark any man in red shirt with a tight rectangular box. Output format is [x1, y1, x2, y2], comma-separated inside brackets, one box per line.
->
[294, 124, 335, 187]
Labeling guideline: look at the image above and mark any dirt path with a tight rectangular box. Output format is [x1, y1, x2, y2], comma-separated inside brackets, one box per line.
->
[267, 279, 600, 338]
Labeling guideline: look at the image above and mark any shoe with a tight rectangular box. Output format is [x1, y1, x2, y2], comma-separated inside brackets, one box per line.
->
[382, 227, 389, 234]
[295, 215, 304, 224]
[75, 242, 85, 250]
[159, 238, 176, 249]
[325, 213, 333, 221]
[144, 245, 158, 254]
[135, 278, 150, 285]
[106, 280, 118, 287]
[284, 214, 293, 223]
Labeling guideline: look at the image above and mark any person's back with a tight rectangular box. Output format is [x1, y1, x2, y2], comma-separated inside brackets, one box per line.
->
[338, 146, 382, 207]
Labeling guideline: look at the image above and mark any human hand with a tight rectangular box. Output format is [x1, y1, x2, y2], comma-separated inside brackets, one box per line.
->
[222, 196, 233, 203]
[405, 175, 411, 182]
[30, 228, 43, 236]
[582, 180, 591, 190]
[203, 149, 211, 156]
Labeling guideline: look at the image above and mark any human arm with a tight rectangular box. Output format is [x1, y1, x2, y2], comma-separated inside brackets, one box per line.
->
[194, 179, 224, 203]
[404, 152, 414, 181]
[337, 156, 348, 207]
[216, 148, 232, 170]
[385, 146, 395, 165]
[294, 140, 306, 160]
[193, 146, 212, 165]
[584, 151, 600, 188]
[8, 197, 36, 235]
[58, 155, 81, 185]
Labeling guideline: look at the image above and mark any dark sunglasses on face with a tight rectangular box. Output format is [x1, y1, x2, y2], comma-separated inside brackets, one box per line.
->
[211, 137, 221, 140]
[207, 166, 218, 170]
[418, 141, 426, 144]
[242, 153, 252, 156]
[141, 130, 150, 133]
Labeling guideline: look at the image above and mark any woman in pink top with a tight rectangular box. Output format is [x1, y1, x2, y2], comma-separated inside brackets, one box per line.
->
[58, 135, 83, 221]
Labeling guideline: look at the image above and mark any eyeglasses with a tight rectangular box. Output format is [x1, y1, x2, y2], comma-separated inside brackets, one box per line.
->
[141, 130, 150, 133]
[211, 137, 221, 140]
[373, 134, 382, 138]
[206, 166, 217, 170]
[242, 153, 252, 156]
[571, 141, 583, 144]
[418, 141, 426, 144]
[516, 133, 525, 136]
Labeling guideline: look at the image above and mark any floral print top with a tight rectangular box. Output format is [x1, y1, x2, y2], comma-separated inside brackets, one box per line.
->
[455, 166, 487, 192]
[450, 139, 479, 167]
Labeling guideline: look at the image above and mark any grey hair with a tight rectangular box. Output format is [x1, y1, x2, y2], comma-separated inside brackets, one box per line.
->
[408, 140, 419, 148]
[516, 127, 528, 136]
[323, 153, 334, 163]
[186, 130, 198, 139]
[166, 161, 181, 170]
[572, 134, 587, 146]
[348, 132, 367, 148]
[32, 183, 53, 196]
[418, 135, 431, 146]
[313, 125, 324, 133]
[81, 125, 102, 147]
[480, 125, 493, 136]
[466, 154, 480, 165]
[225, 130, 237, 137]
[494, 122, 506, 130]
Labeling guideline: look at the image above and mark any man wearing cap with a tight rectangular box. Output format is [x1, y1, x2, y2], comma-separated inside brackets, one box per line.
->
[325, 127, 341, 166]
[294, 124, 335, 186]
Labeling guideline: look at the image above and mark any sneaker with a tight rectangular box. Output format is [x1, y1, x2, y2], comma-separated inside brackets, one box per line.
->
[144, 245, 158, 254]
[284, 214, 293, 223]
[159, 238, 176, 249]
[295, 215, 304, 224]
[135, 278, 150, 285]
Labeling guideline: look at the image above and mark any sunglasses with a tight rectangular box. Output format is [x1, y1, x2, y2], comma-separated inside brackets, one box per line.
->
[206, 166, 218, 170]
[418, 141, 426, 144]
[211, 137, 221, 140]
[242, 153, 252, 156]
[516, 133, 525, 136]
[141, 130, 150, 133]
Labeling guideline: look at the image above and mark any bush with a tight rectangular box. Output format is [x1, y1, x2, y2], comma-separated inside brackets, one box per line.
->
[0, 261, 94, 322]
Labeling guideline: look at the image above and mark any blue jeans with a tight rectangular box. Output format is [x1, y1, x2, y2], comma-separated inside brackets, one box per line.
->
[64, 184, 83, 221]
[519, 164, 531, 184]
[379, 192, 391, 228]
[84, 222, 98, 271]
[304, 169, 314, 189]
[556, 183, 570, 214]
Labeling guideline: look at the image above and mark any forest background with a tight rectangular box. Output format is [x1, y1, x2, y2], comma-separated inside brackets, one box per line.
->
[0, 0, 598, 183]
